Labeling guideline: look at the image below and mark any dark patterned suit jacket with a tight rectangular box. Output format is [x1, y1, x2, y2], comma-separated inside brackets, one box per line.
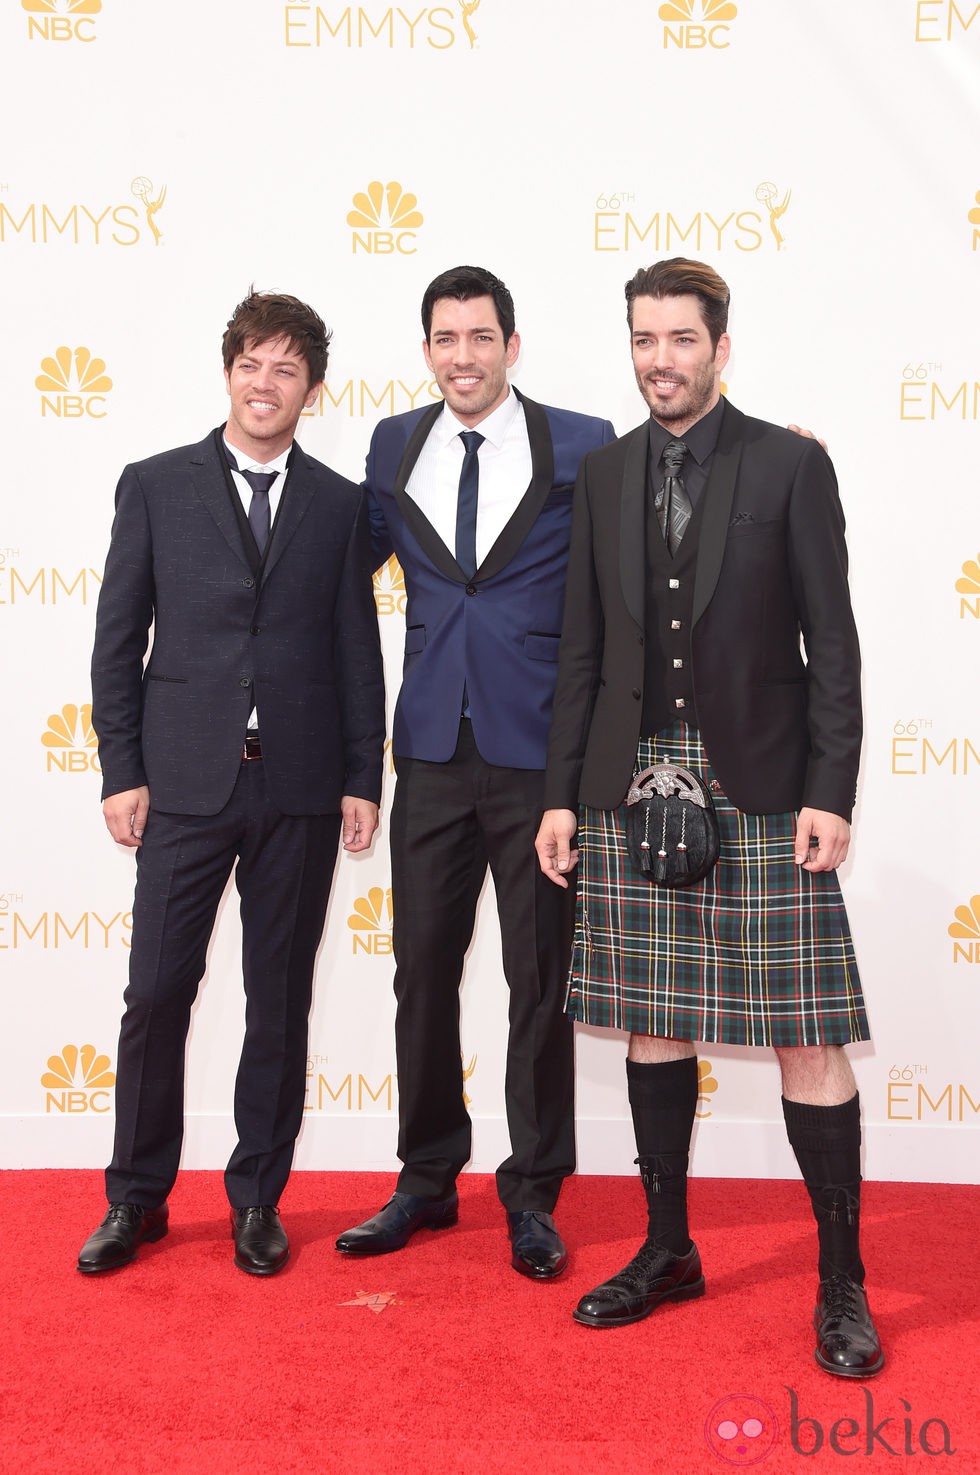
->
[92, 429, 384, 816]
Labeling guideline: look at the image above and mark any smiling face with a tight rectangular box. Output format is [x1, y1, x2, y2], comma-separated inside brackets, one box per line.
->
[422, 294, 520, 427]
[223, 336, 321, 461]
[630, 293, 730, 435]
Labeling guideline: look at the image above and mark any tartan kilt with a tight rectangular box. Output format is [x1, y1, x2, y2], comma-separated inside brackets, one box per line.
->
[566, 723, 870, 1047]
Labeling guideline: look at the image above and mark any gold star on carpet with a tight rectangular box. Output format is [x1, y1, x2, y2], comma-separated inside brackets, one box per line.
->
[339, 1289, 401, 1315]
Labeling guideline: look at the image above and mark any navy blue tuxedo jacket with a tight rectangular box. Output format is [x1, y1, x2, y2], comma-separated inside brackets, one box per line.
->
[92, 429, 385, 816]
[365, 390, 615, 770]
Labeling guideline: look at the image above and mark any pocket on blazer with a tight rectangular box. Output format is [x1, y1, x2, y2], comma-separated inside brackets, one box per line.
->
[524, 632, 561, 662]
[145, 674, 188, 683]
[404, 625, 426, 655]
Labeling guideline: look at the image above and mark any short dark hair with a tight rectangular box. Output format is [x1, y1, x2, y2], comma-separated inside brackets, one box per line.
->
[624, 258, 730, 348]
[421, 265, 516, 344]
[222, 288, 331, 386]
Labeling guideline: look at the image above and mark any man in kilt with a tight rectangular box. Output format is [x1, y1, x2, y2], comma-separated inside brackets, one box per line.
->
[535, 258, 881, 1377]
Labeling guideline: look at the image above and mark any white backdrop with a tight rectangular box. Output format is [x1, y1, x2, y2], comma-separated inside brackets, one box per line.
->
[1, 0, 978, 1184]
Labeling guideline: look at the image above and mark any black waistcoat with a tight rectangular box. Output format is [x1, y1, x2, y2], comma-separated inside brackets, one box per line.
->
[640, 475, 707, 735]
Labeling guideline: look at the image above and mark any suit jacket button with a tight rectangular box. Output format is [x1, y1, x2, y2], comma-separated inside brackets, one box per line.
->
[465, 583, 477, 596]
[243, 577, 255, 588]
[631, 688, 641, 700]
[251, 625, 260, 636]
[240, 677, 251, 688]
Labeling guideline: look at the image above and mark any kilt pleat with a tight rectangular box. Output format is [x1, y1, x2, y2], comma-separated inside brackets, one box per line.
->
[566, 724, 870, 1047]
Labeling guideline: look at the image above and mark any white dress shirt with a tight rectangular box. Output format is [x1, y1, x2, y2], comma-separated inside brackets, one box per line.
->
[222, 436, 291, 731]
[406, 388, 533, 567]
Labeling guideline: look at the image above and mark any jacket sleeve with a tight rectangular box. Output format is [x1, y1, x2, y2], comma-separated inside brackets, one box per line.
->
[362, 427, 396, 573]
[787, 441, 862, 819]
[90, 465, 154, 800]
[542, 454, 606, 811]
[333, 490, 387, 804]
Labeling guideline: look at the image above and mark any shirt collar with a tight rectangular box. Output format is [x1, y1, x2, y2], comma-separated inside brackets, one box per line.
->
[436, 384, 519, 451]
[223, 435, 291, 476]
[647, 394, 725, 468]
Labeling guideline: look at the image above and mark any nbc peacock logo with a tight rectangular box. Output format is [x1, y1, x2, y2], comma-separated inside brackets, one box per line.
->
[42, 702, 100, 774]
[42, 1043, 115, 1114]
[660, 0, 737, 49]
[348, 180, 424, 256]
[348, 886, 393, 955]
[461, 1053, 477, 1108]
[956, 552, 980, 620]
[373, 555, 407, 617]
[948, 895, 980, 964]
[696, 1058, 719, 1118]
[23, 0, 100, 43]
[36, 346, 112, 419]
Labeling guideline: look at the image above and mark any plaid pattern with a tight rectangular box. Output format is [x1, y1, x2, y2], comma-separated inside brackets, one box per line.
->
[566, 723, 870, 1047]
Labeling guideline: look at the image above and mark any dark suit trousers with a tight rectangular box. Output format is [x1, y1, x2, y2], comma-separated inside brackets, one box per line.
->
[390, 720, 576, 1211]
[105, 759, 341, 1208]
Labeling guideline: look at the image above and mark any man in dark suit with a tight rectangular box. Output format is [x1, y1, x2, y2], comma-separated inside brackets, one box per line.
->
[335, 266, 615, 1277]
[78, 290, 385, 1277]
[535, 259, 881, 1376]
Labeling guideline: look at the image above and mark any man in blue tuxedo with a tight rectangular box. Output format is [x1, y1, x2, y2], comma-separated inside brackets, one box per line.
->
[78, 291, 385, 1278]
[336, 266, 615, 1276]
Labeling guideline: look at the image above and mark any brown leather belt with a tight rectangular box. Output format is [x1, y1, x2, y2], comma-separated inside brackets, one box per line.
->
[242, 733, 263, 761]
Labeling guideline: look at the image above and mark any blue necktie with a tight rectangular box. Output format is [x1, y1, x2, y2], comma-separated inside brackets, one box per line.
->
[239, 468, 279, 555]
[454, 431, 484, 577]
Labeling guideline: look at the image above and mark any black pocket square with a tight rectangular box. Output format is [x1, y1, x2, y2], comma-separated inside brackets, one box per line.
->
[730, 511, 755, 526]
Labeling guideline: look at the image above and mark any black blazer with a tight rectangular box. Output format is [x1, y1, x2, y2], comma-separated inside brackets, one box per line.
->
[543, 400, 862, 819]
[91, 430, 385, 817]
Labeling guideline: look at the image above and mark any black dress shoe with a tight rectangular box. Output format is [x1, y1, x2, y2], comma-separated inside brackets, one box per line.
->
[231, 1205, 289, 1276]
[77, 1202, 169, 1274]
[572, 1239, 705, 1328]
[335, 1190, 458, 1255]
[814, 1274, 884, 1377]
[507, 1210, 568, 1279]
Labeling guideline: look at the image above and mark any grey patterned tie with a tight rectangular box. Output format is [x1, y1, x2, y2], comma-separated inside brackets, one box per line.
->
[239, 468, 279, 555]
[657, 440, 692, 555]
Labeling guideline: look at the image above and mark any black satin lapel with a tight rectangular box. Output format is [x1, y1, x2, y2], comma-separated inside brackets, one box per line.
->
[391, 402, 463, 581]
[619, 425, 648, 631]
[477, 392, 554, 582]
[692, 399, 744, 625]
[262, 448, 315, 580]
[195, 432, 256, 572]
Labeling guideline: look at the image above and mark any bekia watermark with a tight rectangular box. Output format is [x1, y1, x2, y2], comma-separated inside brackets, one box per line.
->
[705, 1388, 956, 1462]
[788, 1387, 955, 1458]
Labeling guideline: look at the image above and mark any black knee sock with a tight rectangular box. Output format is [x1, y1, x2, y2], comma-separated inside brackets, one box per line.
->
[626, 1056, 698, 1255]
[782, 1093, 865, 1284]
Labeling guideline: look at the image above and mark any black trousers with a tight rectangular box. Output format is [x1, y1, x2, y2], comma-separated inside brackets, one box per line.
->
[105, 759, 341, 1208]
[390, 720, 576, 1211]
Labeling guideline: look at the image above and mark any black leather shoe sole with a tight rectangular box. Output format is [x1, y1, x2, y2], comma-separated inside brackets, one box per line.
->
[572, 1274, 705, 1328]
[233, 1247, 290, 1277]
[511, 1250, 568, 1280]
[815, 1345, 885, 1378]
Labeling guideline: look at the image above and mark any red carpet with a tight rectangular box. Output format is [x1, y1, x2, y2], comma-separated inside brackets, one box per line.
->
[3, 1171, 977, 1474]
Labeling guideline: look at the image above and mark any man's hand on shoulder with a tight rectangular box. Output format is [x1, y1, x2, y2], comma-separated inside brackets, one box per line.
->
[103, 787, 150, 848]
[534, 809, 579, 888]
[786, 424, 829, 453]
[342, 796, 379, 853]
[794, 807, 850, 872]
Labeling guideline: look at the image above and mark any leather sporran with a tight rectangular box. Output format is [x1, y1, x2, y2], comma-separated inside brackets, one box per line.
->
[624, 763, 720, 888]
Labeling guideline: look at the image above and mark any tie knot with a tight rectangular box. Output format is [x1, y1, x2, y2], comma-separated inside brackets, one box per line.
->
[459, 431, 485, 455]
[240, 468, 279, 495]
[662, 440, 687, 476]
